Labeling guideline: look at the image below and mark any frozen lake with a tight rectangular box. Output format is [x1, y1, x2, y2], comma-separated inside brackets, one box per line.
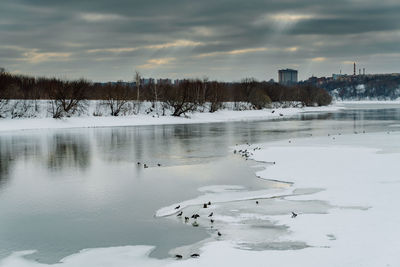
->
[0, 104, 399, 264]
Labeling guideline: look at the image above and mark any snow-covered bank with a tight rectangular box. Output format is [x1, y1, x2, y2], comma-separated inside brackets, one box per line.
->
[160, 131, 400, 266]
[0, 105, 341, 133]
[334, 99, 400, 104]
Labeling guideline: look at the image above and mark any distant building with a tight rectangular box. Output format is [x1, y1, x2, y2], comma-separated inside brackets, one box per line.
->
[140, 78, 155, 85]
[173, 79, 182, 85]
[278, 69, 298, 85]
[332, 74, 344, 80]
[306, 76, 318, 85]
[157, 78, 172, 85]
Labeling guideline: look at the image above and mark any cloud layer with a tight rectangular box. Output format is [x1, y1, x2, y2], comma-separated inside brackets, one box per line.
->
[1, 0, 399, 81]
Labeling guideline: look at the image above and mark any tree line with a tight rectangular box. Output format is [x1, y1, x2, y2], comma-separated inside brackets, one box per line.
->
[0, 71, 332, 118]
[306, 75, 400, 100]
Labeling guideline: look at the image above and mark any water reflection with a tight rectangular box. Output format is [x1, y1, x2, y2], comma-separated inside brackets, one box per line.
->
[301, 107, 400, 121]
[0, 151, 11, 187]
[0, 135, 44, 189]
[47, 134, 91, 171]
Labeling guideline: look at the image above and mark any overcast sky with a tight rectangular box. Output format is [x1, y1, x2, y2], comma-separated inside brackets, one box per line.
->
[1, 0, 399, 82]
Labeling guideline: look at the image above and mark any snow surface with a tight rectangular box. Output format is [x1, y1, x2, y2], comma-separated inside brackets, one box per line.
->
[2, 130, 400, 266]
[156, 186, 294, 217]
[0, 101, 341, 133]
[335, 99, 400, 104]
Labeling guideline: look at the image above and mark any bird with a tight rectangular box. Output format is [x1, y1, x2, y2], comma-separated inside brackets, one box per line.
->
[191, 253, 200, 258]
[233, 150, 237, 154]
[256, 201, 259, 204]
[288, 140, 291, 143]
[191, 214, 200, 219]
[192, 221, 199, 227]
[144, 164, 148, 168]
[177, 211, 183, 217]
[291, 212, 298, 218]
[137, 162, 141, 165]
[184, 217, 189, 223]
[203, 203, 208, 208]
[208, 201, 211, 205]
[208, 212, 213, 217]
[175, 254, 183, 259]
[279, 113, 283, 116]
[210, 219, 214, 223]
[217, 231, 222, 236]
[175, 205, 180, 210]
[157, 163, 161, 166]
[272, 110, 275, 113]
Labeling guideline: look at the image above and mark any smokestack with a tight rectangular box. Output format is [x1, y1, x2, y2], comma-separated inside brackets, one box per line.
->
[363, 68, 365, 75]
[353, 62, 356, 76]
[359, 69, 361, 75]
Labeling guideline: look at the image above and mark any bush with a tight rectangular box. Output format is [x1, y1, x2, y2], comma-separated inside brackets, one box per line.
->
[249, 88, 272, 109]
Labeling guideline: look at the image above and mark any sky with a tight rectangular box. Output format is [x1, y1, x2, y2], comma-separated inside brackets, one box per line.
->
[1, 0, 400, 82]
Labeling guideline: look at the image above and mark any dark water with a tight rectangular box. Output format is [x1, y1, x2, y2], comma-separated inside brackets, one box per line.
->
[0, 104, 399, 263]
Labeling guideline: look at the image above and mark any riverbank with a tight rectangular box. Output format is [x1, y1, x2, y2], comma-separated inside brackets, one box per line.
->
[0, 105, 341, 133]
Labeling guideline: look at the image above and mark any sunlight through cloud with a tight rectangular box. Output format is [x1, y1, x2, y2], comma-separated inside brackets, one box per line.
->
[137, 57, 176, 69]
[195, 47, 268, 58]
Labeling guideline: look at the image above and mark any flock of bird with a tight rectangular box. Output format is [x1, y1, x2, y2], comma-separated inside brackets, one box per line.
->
[173, 201, 221, 260]
[172, 197, 296, 260]
[137, 162, 162, 168]
[233, 142, 262, 161]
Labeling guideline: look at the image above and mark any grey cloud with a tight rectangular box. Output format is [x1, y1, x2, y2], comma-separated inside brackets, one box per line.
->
[0, 0, 399, 81]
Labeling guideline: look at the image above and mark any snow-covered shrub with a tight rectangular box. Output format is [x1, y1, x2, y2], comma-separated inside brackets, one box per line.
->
[0, 99, 9, 118]
[10, 100, 37, 118]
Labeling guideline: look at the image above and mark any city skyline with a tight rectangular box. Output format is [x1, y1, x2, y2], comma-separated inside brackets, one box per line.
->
[1, 0, 400, 82]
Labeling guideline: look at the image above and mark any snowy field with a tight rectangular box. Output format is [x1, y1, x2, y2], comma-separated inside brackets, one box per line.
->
[2, 130, 399, 267]
[0, 100, 341, 133]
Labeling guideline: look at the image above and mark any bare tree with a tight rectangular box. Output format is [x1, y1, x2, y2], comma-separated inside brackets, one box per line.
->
[102, 82, 133, 116]
[0, 71, 10, 118]
[208, 81, 224, 113]
[248, 86, 271, 109]
[152, 82, 159, 114]
[164, 80, 199, 117]
[134, 70, 141, 114]
[48, 79, 89, 118]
